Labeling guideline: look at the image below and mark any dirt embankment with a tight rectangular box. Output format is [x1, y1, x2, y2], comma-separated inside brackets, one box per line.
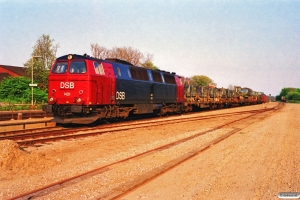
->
[0, 140, 56, 177]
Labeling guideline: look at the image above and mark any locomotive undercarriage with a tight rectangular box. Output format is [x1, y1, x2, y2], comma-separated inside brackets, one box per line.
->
[158, 103, 184, 115]
[45, 103, 187, 124]
[95, 105, 133, 119]
[44, 94, 263, 124]
[43, 104, 133, 124]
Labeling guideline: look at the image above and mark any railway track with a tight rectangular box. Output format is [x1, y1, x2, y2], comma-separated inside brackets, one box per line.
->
[1, 108, 274, 147]
[8, 105, 281, 199]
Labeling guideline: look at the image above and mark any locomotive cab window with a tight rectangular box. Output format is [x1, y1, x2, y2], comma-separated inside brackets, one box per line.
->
[52, 62, 68, 74]
[70, 62, 86, 74]
[94, 62, 105, 75]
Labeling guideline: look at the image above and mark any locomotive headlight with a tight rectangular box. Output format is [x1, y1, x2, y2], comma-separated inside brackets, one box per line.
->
[75, 97, 84, 104]
[49, 97, 56, 104]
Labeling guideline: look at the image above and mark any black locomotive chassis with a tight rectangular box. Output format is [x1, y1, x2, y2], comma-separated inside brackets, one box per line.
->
[42, 95, 261, 124]
[43, 103, 183, 124]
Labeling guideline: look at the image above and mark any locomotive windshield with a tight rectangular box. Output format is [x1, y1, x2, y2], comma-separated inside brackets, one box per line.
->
[52, 62, 68, 74]
[70, 62, 87, 73]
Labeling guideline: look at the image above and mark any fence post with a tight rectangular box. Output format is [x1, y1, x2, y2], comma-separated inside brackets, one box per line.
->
[29, 105, 32, 119]
[11, 104, 14, 120]
[42, 101, 47, 118]
[17, 112, 22, 120]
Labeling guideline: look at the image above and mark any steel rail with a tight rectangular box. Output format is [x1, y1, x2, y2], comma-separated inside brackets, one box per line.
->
[1, 108, 272, 146]
[0, 126, 64, 136]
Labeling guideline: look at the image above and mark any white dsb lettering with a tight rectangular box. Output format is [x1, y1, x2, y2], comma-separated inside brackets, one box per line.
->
[116, 91, 125, 100]
[60, 82, 74, 89]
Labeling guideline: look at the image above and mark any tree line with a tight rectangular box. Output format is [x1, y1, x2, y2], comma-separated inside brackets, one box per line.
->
[0, 34, 225, 104]
[276, 88, 300, 103]
[91, 43, 158, 69]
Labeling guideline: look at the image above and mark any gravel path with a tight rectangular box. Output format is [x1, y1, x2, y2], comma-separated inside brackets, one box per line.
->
[123, 103, 300, 199]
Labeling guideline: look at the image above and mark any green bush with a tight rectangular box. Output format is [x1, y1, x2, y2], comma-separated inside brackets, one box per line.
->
[275, 95, 281, 101]
[287, 91, 300, 100]
[288, 100, 300, 103]
[278, 87, 300, 103]
[0, 76, 48, 103]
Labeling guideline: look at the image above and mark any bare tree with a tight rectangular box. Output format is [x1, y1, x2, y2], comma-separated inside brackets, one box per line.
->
[140, 52, 154, 67]
[90, 43, 154, 67]
[90, 43, 110, 59]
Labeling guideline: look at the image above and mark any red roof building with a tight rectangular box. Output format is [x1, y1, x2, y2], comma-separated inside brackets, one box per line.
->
[0, 65, 26, 81]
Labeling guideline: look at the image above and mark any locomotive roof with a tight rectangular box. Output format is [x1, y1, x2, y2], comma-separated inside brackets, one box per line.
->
[56, 54, 100, 61]
[56, 54, 180, 77]
[56, 54, 133, 66]
[105, 58, 133, 66]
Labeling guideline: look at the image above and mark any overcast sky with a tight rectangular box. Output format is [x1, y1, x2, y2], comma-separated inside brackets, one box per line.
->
[0, 0, 299, 96]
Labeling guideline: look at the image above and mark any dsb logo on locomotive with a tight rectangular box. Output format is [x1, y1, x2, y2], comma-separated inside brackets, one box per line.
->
[60, 82, 74, 89]
[116, 91, 126, 100]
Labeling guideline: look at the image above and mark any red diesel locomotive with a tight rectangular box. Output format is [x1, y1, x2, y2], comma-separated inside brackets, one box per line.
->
[42, 54, 184, 124]
[42, 54, 267, 124]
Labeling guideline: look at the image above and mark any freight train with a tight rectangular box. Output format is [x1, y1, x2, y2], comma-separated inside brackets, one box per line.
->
[42, 54, 267, 124]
